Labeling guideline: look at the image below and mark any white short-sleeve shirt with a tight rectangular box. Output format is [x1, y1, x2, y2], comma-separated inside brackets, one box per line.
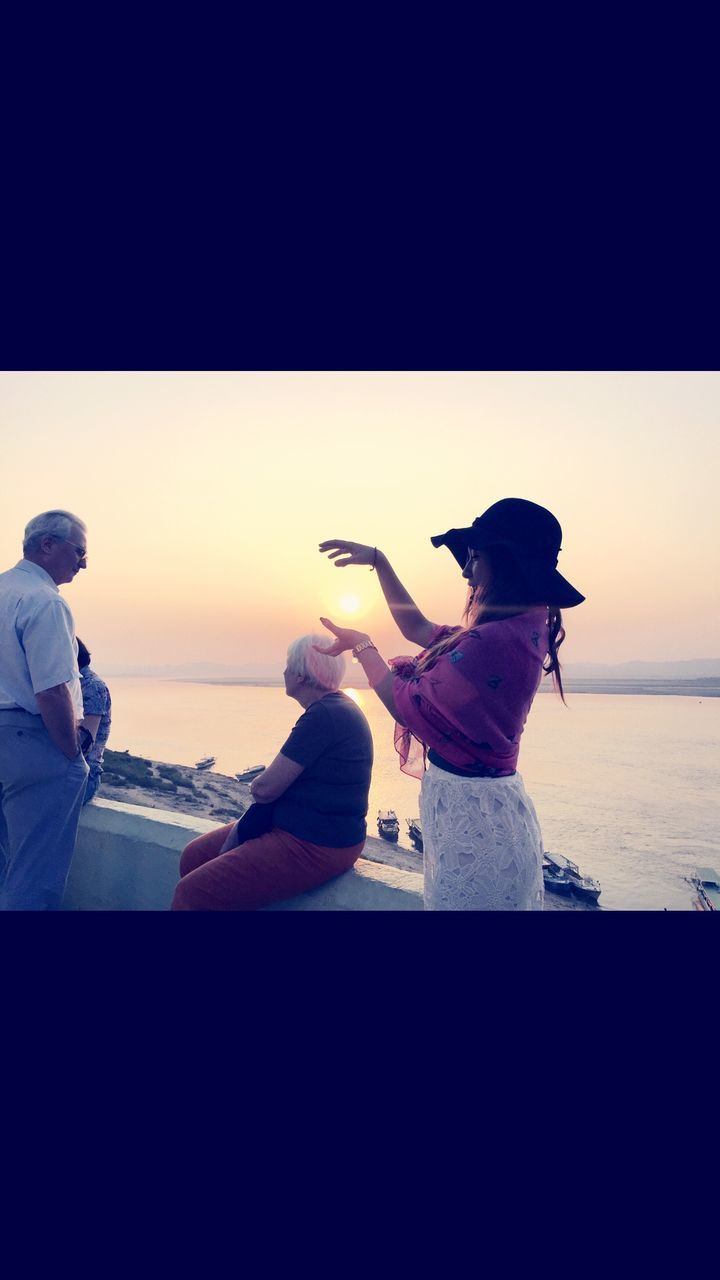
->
[0, 559, 83, 719]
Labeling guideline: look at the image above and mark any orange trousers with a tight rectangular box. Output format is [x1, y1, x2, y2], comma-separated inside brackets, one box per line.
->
[171, 822, 364, 911]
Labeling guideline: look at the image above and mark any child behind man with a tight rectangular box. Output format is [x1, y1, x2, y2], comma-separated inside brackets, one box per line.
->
[77, 638, 112, 805]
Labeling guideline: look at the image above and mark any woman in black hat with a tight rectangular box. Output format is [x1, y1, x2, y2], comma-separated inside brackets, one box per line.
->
[317, 499, 585, 911]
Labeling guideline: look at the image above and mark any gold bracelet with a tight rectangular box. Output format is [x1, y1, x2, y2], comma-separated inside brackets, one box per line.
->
[352, 639, 377, 658]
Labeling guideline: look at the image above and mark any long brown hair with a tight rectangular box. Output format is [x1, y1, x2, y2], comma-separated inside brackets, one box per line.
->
[414, 545, 567, 701]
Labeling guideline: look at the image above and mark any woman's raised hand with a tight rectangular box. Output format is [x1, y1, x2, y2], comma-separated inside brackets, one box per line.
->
[314, 617, 369, 657]
[318, 539, 377, 568]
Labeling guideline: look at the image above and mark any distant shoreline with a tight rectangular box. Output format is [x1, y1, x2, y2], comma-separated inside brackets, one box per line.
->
[164, 677, 720, 697]
[535, 680, 712, 701]
[172, 677, 371, 689]
[537, 680, 720, 697]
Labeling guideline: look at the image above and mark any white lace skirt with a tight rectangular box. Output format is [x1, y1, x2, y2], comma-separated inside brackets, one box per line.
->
[419, 763, 545, 911]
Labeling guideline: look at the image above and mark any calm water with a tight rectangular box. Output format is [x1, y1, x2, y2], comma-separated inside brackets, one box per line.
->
[105, 678, 720, 911]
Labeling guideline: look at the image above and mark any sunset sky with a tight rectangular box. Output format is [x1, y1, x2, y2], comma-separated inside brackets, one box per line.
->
[1, 371, 717, 670]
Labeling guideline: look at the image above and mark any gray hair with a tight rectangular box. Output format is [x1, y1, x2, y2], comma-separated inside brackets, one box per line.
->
[286, 634, 345, 691]
[23, 510, 87, 553]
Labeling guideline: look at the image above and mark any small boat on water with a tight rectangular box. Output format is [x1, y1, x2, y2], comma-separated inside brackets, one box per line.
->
[688, 866, 720, 911]
[407, 818, 423, 852]
[377, 810, 400, 841]
[543, 850, 602, 903]
[235, 765, 265, 783]
[195, 755, 216, 771]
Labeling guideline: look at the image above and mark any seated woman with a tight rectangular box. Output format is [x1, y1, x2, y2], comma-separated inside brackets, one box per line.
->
[171, 635, 373, 911]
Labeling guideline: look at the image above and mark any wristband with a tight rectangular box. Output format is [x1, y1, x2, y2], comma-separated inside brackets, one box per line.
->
[352, 639, 377, 659]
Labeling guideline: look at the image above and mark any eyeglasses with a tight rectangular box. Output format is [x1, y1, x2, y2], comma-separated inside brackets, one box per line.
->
[54, 537, 87, 559]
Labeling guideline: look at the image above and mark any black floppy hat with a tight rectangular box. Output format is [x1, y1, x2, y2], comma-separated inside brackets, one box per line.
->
[430, 498, 585, 609]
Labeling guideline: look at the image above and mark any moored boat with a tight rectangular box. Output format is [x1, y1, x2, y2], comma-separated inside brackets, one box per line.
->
[195, 755, 216, 770]
[235, 765, 265, 783]
[544, 850, 601, 903]
[570, 874, 602, 903]
[377, 809, 400, 841]
[407, 818, 423, 852]
[544, 848, 581, 878]
[688, 866, 720, 911]
[542, 861, 574, 895]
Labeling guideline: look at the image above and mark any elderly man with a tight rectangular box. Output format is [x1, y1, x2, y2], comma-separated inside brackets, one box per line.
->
[0, 510, 90, 910]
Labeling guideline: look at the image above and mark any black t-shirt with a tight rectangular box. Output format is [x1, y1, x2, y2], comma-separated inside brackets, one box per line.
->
[273, 691, 373, 847]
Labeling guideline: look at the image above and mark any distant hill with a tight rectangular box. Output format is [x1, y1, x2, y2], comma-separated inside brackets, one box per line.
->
[565, 659, 720, 679]
[105, 657, 720, 682]
[104, 661, 283, 679]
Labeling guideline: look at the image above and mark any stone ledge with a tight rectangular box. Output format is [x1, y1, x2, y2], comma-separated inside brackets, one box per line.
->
[62, 798, 424, 911]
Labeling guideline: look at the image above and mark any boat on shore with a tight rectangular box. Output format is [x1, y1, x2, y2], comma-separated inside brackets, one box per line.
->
[688, 866, 720, 911]
[542, 859, 574, 894]
[543, 850, 602, 903]
[195, 755, 216, 771]
[407, 818, 423, 852]
[377, 810, 400, 841]
[235, 765, 265, 783]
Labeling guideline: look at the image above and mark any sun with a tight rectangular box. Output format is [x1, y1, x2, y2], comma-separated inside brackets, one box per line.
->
[339, 593, 361, 616]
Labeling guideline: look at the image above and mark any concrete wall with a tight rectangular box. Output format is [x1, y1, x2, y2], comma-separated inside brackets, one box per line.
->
[63, 798, 424, 911]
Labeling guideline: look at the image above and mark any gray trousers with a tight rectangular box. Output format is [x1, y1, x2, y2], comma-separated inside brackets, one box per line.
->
[0, 708, 89, 910]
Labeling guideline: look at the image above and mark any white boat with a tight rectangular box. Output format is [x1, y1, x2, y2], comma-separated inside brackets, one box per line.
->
[235, 765, 265, 783]
[195, 755, 216, 771]
[377, 810, 400, 841]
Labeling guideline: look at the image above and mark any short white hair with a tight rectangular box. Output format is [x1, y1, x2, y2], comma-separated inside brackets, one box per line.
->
[23, 510, 86, 553]
[286, 634, 345, 691]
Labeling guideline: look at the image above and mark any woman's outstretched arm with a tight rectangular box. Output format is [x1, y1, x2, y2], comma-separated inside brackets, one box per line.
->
[319, 539, 437, 647]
